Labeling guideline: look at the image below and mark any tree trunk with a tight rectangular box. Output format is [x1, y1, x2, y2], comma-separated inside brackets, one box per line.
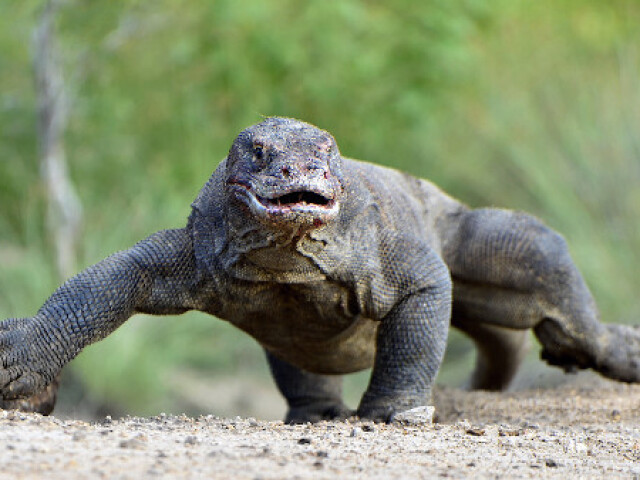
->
[34, 0, 82, 281]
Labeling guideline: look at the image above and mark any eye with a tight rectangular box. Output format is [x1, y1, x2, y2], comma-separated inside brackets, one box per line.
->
[253, 144, 264, 160]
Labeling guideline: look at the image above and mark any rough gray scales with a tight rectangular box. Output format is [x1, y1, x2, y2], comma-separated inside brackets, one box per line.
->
[1, 117, 639, 422]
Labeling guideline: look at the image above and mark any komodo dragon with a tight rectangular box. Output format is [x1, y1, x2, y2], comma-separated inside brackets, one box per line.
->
[1, 117, 639, 422]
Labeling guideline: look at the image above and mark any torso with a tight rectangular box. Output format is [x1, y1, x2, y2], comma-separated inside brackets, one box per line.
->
[192, 157, 466, 374]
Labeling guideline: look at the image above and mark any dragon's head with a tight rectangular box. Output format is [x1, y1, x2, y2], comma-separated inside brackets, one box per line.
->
[225, 117, 344, 231]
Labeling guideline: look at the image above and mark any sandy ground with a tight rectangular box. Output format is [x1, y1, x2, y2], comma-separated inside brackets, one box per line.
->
[1, 378, 639, 479]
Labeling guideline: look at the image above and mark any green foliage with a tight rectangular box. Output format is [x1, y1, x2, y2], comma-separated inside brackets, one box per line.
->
[1, 0, 639, 415]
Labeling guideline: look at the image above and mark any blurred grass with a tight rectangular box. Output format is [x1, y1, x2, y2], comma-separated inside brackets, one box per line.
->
[1, 0, 639, 416]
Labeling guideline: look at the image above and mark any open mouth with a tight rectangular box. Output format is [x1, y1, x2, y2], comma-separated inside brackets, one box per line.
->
[258, 191, 333, 208]
[227, 180, 340, 224]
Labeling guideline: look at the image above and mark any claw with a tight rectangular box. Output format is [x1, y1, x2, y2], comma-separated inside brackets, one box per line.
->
[0, 366, 22, 391]
[0, 370, 10, 389]
[285, 402, 354, 424]
[0, 376, 59, 415]
[357, 404, 396, 423]
[5, 372, 43, 399]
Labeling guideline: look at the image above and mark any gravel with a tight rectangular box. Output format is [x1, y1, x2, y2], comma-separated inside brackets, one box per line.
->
[1, 382, 639, 479]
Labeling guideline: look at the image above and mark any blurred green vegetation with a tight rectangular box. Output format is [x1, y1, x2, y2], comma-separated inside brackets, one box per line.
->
[1, 0, 639, 417]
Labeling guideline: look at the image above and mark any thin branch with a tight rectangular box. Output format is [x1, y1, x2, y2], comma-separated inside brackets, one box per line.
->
[34, 0, 82, 280]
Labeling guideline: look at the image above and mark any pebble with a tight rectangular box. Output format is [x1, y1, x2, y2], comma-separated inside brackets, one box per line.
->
[119, 433, 148, 449]
[184, 435, 199, 446]
[394, 406, 435, 425]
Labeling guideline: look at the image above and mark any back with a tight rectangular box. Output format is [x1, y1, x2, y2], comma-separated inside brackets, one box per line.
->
[341, 158, 467, 256]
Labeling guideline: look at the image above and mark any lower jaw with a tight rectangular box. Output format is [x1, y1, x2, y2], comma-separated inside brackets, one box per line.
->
[257, 206, 336, 224]
[262, 214, 330, 228]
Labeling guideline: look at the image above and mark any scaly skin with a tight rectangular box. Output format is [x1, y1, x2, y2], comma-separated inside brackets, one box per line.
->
[1, 117, 639, 421]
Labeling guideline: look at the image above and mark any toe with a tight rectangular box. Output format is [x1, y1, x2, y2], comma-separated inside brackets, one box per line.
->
[3, 372, 44, 400]
[0, 366, 22, 390]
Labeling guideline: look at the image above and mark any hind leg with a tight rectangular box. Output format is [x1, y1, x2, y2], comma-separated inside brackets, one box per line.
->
[444, 208, 640, 383]
[265, 351, 353, 423]
[452, 317, 529, 390]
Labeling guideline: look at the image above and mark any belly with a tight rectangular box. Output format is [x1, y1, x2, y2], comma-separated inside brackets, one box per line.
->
[220, 279, 378, 374]
[250, 315, 378, 374]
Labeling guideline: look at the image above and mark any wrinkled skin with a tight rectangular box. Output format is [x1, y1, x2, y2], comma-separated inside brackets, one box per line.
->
[1, 117, 639, 422]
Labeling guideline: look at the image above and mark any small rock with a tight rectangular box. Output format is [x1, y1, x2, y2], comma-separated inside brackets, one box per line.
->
[394, 406, 435, 425]
[119, 434, 148, 450]
[350, 427, 362, 437]
[545, 459, 560, 468]
[465, 427, 486, 436]
[575, 443, 588, 454]
[184, 435, 199, 446]
[119, 438, 145, 450]
[298, 437, 312, 445]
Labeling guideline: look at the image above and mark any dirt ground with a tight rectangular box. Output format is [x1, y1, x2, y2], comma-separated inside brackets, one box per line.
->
[1, 376, 639, 479]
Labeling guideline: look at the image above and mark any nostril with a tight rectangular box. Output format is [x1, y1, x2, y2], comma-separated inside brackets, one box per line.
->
[306, 162, 328, 176]
[281, 167, 290, 177]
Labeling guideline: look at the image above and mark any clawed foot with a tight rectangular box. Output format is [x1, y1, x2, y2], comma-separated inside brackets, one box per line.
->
[356, 404, 396, 423]
[0, 318, 57, 407]
[285, 401, 354, 424]
[287, 400, 433, 424]
[357, 392, 431, 423]
[598, 324, 640, 382]
[0, 377, 59, 415]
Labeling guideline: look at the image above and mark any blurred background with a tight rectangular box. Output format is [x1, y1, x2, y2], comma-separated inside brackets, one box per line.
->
[1, 0, 639, 420]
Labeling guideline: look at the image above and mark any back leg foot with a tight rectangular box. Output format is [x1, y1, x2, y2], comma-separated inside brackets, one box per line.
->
[600, 324, 640, 382]
[535, 318, 640, 383]
[266, 351, 353, 423]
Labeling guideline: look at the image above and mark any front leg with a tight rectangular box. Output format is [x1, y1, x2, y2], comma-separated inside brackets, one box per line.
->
[0, 228, 202, 410]
[357, 243, 452, 422]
